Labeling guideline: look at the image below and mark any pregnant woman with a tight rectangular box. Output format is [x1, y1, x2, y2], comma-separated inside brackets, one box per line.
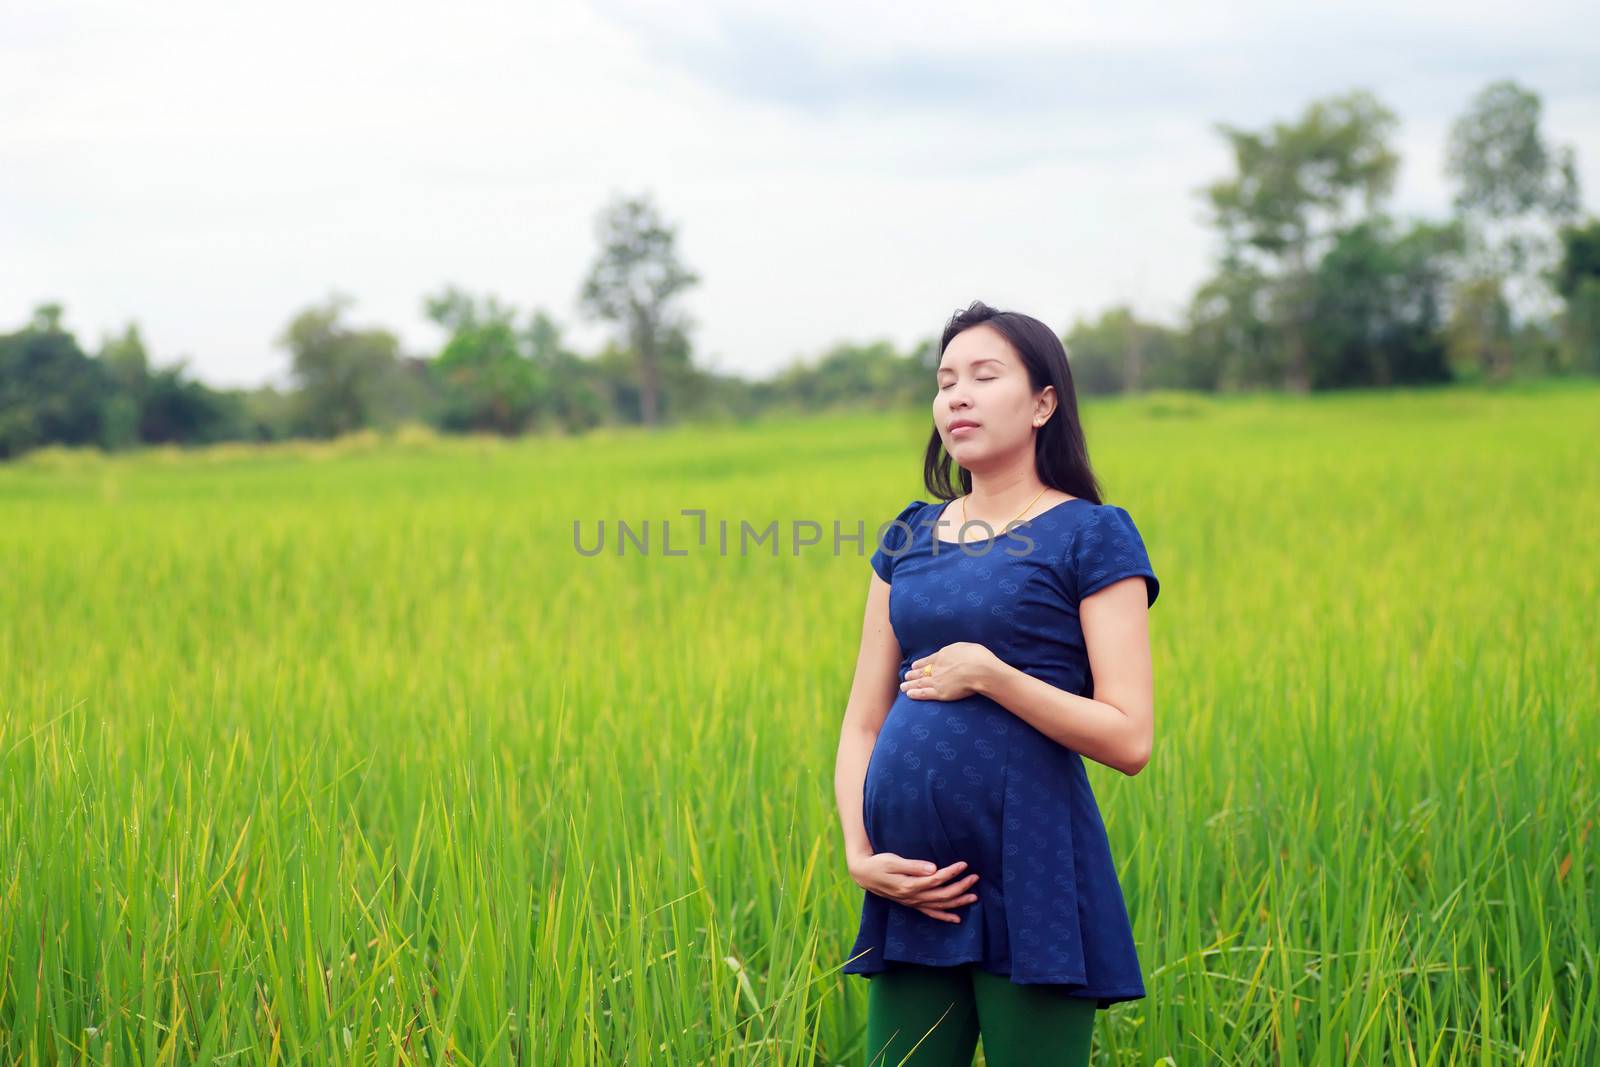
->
[833, 301, 1161, 1066]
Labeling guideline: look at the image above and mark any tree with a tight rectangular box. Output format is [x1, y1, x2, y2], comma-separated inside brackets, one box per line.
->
[1554, 218, 1600, 374]
[1444, 278, 1513, 382]
[1444, 80, 1582, 380]
[423, 289, 612, 435]
[424, 287, 543, 435]
[577, 192, 701, 427]
[1201, 90, 1402, 392]
[774, 339, 907, 410]
[0, 304, 111, 458]
[1062, 307, 1184, 395]
[132, 360, 244, 445]
[277, 294, 404, 437]
[92, 321, 255, 447]
[526, 309, 610, 433]
[1184, 254, 1278, 392]
[96, 322, 150, 448]
[1311, 217, 1462, 387]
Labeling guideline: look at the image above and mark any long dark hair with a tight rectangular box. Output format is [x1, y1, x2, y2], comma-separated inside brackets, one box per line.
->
[922, 300, 1104, 504]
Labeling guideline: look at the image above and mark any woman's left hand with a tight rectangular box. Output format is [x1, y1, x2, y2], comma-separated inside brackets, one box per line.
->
[900, 643, 1000, 701]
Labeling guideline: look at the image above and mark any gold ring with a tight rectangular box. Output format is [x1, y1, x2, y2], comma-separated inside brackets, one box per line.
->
[923, 665, 933, 677]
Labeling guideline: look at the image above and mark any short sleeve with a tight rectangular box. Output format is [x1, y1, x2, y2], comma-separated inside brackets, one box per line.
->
[869, 499, 927, 583]
[1071, 504, 1159, 607]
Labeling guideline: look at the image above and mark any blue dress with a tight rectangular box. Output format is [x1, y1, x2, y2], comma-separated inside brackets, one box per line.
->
[845, 496, 1160, 1008]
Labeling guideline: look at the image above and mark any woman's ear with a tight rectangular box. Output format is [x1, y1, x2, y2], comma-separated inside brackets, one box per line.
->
[1034, 385, 1056, 425]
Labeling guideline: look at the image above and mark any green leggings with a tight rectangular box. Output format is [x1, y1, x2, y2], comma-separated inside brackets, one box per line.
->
[864, 963, 1096, 1066]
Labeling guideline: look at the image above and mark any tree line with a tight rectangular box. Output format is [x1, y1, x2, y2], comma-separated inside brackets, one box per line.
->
[4, 79, 1598, 461]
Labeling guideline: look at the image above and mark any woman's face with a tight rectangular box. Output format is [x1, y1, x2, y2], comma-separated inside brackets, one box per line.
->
[934, 324, 1052, 466]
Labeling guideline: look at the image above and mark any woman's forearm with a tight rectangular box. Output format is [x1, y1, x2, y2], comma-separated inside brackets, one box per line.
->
[975, 661, 1147, 775]
[834, 723, 878, 863]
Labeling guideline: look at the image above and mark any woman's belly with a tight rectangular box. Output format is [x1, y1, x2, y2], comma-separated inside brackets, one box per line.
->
[862, 693, 1015, 876]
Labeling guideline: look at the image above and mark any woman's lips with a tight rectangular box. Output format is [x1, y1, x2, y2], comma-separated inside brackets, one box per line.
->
[950, 422, 979, 437]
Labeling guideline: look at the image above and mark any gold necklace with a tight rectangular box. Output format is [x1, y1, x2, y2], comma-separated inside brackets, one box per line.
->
[960, 485, 1050, 542]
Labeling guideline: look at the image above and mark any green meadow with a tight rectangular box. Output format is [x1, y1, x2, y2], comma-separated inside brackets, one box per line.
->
[2, 382, 1597, 1064]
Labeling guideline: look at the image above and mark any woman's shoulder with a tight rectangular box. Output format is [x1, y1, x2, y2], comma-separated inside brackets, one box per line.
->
[869, 498, 936, 582]
[878, 497, 935, 533]
[1058, 501, 1159, 606]
[1075, 500, 1147, 536]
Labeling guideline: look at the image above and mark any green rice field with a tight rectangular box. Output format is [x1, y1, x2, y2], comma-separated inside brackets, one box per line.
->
[2, 381, 1597, 1064]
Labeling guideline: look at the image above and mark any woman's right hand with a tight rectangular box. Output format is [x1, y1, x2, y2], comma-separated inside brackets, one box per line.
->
[848, 853, 980, 923]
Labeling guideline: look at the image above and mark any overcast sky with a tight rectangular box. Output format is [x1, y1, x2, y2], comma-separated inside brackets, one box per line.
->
[3, 0, 1597, 388]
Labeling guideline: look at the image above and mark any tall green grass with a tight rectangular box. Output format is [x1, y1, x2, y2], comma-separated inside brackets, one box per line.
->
[2, 381, 1596, 1064]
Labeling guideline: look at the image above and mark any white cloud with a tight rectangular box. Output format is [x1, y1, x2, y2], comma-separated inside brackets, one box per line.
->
[2, 0, 1596, 387]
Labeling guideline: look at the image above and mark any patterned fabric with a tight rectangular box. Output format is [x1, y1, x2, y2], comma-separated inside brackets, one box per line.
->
[848, 496, 1159, 1008]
